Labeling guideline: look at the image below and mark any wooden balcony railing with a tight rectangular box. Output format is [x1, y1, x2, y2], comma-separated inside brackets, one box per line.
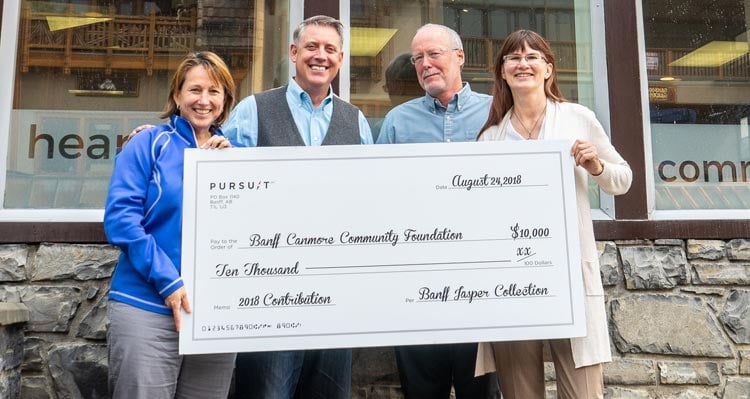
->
[645, 48, 750, 81]
[19, 6, 195, 75]
[461, 37, 748, 82]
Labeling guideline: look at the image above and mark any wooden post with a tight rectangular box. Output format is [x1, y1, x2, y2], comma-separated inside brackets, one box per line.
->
[106, 5, 115, 75]
[251, 0, 266, 92]
[64, 4, 73, 74]
[20, 4, 31, 73]
[147, 11, 156, 76]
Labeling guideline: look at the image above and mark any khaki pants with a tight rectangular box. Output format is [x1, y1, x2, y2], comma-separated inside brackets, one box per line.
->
[492, 339, 603, 399]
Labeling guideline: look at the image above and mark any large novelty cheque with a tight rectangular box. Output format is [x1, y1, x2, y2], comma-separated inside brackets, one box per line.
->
[180, 140, 585, 354]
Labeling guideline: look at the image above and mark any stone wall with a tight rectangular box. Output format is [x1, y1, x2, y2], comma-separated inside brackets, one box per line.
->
[599, 239, 750, 399]
[0, 244, 113, 399]
[1, 239, 749, 398]
[0, 302, 30, 398]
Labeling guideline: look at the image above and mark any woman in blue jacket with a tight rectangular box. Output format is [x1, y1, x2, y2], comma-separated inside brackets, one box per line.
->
[104, 51, 236, 399]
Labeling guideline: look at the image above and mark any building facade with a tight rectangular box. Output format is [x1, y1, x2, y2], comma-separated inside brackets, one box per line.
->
[0, 0, 749, 397]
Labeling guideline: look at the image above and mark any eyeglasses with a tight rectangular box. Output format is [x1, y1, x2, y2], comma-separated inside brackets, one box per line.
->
[410, 48, 459, 65]
[502, 54, 548, 65]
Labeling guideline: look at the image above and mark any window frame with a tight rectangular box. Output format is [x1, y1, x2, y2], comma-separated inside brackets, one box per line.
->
[0, 0, 302, 226]
[594, 0, 750, 239]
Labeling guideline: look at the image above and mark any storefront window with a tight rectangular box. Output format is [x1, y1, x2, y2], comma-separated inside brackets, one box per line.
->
[1, 0, 607, 219]
[644, 0, 750, 211]
[347, 0, 603, 207]
[2, 0, 290, 212]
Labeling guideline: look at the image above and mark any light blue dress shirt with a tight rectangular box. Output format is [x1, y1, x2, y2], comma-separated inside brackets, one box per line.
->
[376, 83, 491, 144]
[223, 78, 373, 146]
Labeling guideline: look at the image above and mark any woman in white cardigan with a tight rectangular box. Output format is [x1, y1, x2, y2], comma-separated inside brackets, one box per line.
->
[475, 30, 632, 399]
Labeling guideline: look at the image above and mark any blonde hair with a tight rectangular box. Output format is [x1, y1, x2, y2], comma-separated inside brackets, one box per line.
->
[161, 51, 236, 127]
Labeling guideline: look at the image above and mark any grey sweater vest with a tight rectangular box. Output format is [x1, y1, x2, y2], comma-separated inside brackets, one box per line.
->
[254, 85, 360, 146]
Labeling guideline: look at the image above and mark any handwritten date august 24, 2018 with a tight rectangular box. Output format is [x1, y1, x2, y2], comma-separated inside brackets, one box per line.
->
[450, 174, 522, 191]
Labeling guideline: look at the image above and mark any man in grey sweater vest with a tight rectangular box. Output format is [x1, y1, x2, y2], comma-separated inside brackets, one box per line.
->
[222, 15, 373, 399]
[125, 15, 372, 398]
[222, 16, 372, 149]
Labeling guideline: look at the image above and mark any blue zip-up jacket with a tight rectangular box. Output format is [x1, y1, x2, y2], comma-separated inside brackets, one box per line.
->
[104, 114, 229, 315]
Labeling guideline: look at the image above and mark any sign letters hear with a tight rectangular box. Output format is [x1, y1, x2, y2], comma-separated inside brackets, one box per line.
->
[27, 123, 128, 160]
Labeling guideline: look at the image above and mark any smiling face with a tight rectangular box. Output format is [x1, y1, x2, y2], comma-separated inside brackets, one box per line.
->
[410, 26, 465, 105]
[290, 24, 343, 96]
[501, 43, 553, 95]
[173, 65, 224, 136]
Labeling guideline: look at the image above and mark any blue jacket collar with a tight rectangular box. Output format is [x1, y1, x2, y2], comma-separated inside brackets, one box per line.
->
[168, 114, 225, 146]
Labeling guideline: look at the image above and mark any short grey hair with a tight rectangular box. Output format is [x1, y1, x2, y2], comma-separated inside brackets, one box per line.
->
[415, 24, 463, 50]
[293, 15, 344, 48]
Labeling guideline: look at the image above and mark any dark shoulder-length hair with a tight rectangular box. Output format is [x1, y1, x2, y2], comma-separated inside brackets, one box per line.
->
[160, 51, 236, 127]
[479, 30, 566, 136]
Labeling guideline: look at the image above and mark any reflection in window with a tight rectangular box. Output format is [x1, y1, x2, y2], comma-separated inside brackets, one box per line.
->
[5, 0, 289, 209]
[349, 0, 600, 208]
[349, 0, 589, 124]
[645, 0, 750, 210]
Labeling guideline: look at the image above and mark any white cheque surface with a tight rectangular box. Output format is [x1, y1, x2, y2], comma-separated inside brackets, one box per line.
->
[180, 140, 584, 354]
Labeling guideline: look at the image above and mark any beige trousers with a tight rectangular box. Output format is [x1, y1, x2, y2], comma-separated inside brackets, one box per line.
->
[492, 339, 603, 399]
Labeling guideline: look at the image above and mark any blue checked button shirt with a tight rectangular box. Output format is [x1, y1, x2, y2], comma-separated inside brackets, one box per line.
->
[376, 83, 491, 144]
